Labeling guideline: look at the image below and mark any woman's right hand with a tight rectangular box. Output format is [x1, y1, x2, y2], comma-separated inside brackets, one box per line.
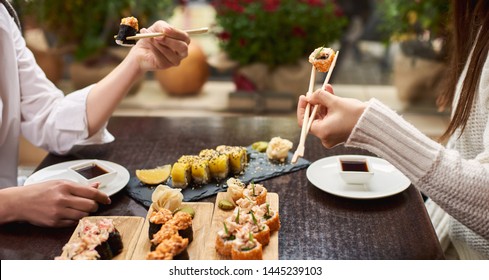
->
[297, 84, 367, 148]
[9, 180, 111, 227]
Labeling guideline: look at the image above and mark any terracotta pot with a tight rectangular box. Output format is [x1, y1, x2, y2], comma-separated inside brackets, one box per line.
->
[155, 42, 209, 96]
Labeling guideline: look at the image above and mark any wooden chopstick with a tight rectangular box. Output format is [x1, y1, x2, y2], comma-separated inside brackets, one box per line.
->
[291, 65, 317, 164]
[291, 51, 339, 164]
[125, 27, 208, 40]
[305, 51, 339, 133]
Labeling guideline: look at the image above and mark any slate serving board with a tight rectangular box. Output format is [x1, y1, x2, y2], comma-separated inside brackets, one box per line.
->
[126, 146, 310, 208]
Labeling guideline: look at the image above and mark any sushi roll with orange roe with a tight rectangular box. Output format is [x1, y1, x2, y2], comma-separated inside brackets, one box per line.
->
[148, 208, 173, 239]
[146, 234, 189, 260]
[309, 47, 336, 73]
[115, 16, 139, 45]
[168, 211, 193, 243]
[150, 223, 179, 251]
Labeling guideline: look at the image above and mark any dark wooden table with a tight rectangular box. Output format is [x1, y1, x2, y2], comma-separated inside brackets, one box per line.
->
[0, 116, 444, 260]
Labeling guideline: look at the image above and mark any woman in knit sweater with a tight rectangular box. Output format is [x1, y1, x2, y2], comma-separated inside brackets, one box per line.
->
[297, 0, 489, 259]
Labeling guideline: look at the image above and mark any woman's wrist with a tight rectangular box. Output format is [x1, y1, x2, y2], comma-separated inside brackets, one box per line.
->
[0, 187, 23, 224]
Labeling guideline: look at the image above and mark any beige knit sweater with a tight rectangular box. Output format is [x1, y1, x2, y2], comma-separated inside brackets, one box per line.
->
[346, 53, 489, 259]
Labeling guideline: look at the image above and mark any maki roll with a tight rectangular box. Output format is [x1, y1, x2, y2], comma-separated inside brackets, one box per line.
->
[215, 220, 240, 257]
[148, 208, 173, 239]
[168, 211, 193, 243]
[78, 220, 113, 260]
[231, 231, 263, 260]
[55, 241, 94, 260]
[171, 161, 192, 189]
[235, 197, 257, 214]
[309, 47, 336, 73]
[243, 182, 268, 205]
[266, 137, 293, 163]
[97, 218, 123, 257]
[150, 224, 179, 251]
[208, 153, 230, 181]
[191, 157, 211, 185]
[253, 203, 281, 232]
[147, 234, 189, 260]
[115, 16, 139, 45]
[216, 146, 247, 174]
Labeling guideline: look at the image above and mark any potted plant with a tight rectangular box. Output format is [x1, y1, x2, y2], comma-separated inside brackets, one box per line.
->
[377, 0, 450, 106]
[212, 0, 347, 100]
[14, 0, 175, 90]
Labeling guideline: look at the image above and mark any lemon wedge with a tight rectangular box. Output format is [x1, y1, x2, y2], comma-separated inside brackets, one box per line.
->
[136, 165, 171, 185]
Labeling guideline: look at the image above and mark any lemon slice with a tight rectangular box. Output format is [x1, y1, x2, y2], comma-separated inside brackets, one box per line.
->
[136, 165, 171, 185]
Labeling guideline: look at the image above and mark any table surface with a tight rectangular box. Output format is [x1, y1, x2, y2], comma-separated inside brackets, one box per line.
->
[0, 116, 444, 260]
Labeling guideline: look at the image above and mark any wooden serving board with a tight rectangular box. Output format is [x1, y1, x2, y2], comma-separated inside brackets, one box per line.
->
[203, 192, 279, 260]
[131, 202, 214, 260]
[62, 216, 144, 260]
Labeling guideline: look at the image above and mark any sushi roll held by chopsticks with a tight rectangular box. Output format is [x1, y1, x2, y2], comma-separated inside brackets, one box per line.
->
[115, 16, 139, 46]
[309, 46, 336, 73]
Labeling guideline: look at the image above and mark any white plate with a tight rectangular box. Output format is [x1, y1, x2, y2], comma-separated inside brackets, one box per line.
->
[306, 155, 411, 199]
[24, 159, 130, 196]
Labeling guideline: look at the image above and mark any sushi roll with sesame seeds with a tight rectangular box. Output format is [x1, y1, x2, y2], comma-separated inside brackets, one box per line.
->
[216, 145, 247, 175]
[115, 16, 139, 45]
[208, 153, 230, 181]
[191, 157, 211, 185]
[171, 161, 192, 189]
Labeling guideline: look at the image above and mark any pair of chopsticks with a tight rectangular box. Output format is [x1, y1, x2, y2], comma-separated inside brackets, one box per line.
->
[126, 27, 209, 40]
[291, 51, 339, 164]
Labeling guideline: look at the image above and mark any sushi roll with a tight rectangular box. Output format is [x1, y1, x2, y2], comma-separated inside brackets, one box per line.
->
[266, 137, 293, 163]
[235, 196, 257, 214]
[148, 208, 173, 239]
[78, 220, 113, 260]
[216, 146, 247, 174]
[150, 224, 179, 251]
[231, 230, 263, 260]
[309, 47, 336, 73]
[55, 241, 92, 260]
[97, 218, 123, 257]
[247, 211, 270, 246]
[171, 161, 192, 189]
[199, 149, 219, 159]
[191, 157, 211, 185]
[243, 182, 268, 205]
[226, 178, 246, 203]
[215, 220, 240, 257]
[147, 234, 189, 260]
[168, 211, 193, 243]
[115, 16, 139, 46]
[253, 203, 281, 232]
[208, 153, 230, 181]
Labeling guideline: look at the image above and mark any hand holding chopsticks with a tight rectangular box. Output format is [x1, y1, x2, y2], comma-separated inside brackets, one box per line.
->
[291, 51, 339, 164]
[116, 27, 208, 47]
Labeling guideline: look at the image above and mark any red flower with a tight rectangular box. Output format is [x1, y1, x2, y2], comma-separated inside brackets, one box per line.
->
[301, 0, 324, 7]
[263, 0, 280, 12]
[217, 31, 231, 41]
[292, 26, 306, 38]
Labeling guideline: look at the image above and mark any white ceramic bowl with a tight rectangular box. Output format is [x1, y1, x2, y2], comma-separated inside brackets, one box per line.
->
[338, 156, 374, 185]
[68, 160, 117, 187]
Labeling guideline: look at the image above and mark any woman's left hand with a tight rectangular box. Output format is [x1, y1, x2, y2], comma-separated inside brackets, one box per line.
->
[130, 20, 190, 71]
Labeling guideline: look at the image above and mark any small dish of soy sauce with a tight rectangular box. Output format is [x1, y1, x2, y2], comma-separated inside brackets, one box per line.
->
[68, 160, 117, 187]
[338, 156, 374, 185]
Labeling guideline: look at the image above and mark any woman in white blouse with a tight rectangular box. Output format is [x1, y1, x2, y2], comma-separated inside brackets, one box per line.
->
[0, 1, 189, 227]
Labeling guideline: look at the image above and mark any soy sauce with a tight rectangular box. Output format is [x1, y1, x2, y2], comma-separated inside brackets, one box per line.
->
[75, 164, 108, 179]
[340, 160, 369, 172]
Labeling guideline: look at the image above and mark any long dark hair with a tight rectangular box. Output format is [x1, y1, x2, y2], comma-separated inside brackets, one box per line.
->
[438, 0, 489, 141]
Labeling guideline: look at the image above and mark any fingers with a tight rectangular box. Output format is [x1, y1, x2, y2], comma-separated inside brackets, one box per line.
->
[307, 87, 335, 107]
[149, 21, 190, 44]
[68, 183, 111, 205]
[296, 95, 308, 127]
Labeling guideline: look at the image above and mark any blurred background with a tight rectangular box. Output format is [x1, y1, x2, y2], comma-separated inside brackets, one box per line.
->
[12, 0, 451, 175]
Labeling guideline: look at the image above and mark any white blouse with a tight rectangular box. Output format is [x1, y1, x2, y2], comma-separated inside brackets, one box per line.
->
[0, 5, 113, 187]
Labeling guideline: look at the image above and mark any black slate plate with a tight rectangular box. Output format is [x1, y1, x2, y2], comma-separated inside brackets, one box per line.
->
[125, 146, 310, 208]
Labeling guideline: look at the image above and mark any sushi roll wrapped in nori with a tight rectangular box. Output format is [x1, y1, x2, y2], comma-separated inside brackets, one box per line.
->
[146, 234, 189, 260]
[231, 230, 263, 260]
[171, 161, 192, 189]
[191, 157, 211, 185]
[168, 211, 193, 243]
[115, 16, 139, 45]
[148, 208, 173, 239]
[216, 145, 247, 174]
[150, 223, 179, 251]
[97, 218, 123, 256]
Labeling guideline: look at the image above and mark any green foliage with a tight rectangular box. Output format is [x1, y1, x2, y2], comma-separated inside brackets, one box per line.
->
[15, 0, 175, 61]
[213, 0, 347, 67]
[377, 0, 450, 41]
